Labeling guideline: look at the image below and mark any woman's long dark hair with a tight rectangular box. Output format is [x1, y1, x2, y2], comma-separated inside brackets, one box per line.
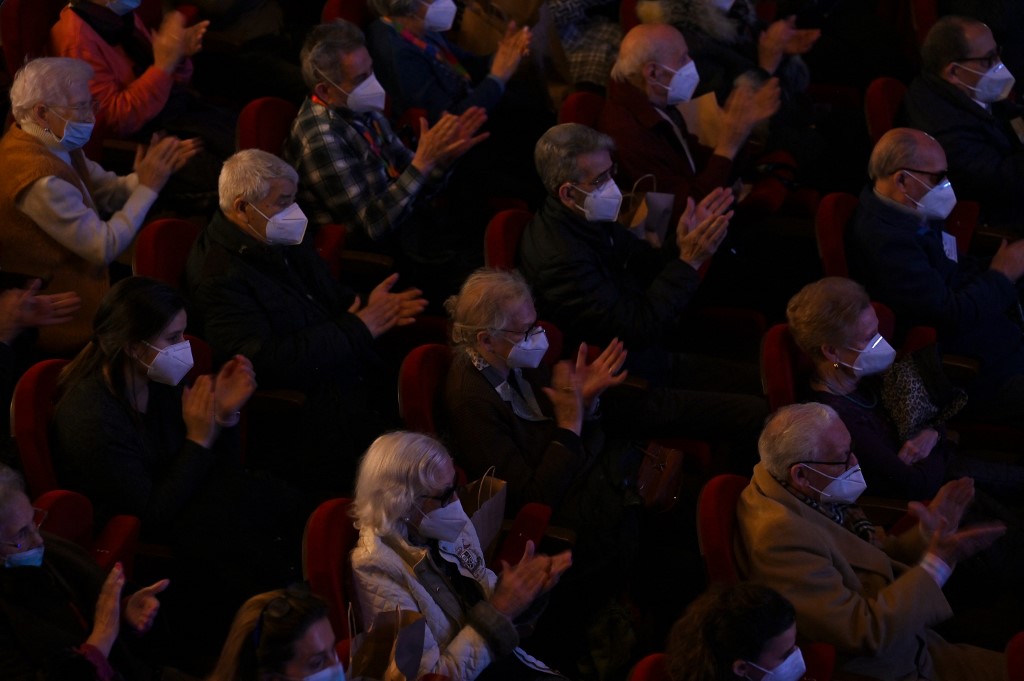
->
[58, 276, 187, 409]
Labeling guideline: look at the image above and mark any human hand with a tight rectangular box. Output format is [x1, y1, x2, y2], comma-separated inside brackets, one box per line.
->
[85, 562, 126, 657]
[123, 579, 170, 634]
[898, 428, 940, 465]
[676, 198, 729, 269]
[693, 186, 735, 225]
[184, 20, 209, 57]
[716, 78, 781, 157]
[353, 273, 428, 338]
[491, 22, 531, 83]
[182, 374, 217, 448]
[152, 11, 188, 72]
[213, 355, 256, 421]
[909, 477, 975, 541]
[490, 541, 550, 619]
[541, 360, 583, 435]
[576, 339, 628, 408]
[989, 239, 1024, 282]
[170, 137, 203, 171]
[412, 109, 490, 173]
[134, 134, 183, 191]
[925, 516, 1005, 566]
[0, 281, 82, 344]
[541, 550, 572, 593]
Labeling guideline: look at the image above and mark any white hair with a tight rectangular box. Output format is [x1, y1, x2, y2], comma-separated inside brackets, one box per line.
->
[351, 432, 453, 536]
[218, 149, 299, 213]
[9, 57, 94, 125]
[758, 403, 841, 479]
[444, 268, 533, 347]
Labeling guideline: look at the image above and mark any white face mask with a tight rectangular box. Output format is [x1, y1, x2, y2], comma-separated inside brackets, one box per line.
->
[4, 545, 44, 568]
[143, 340, 194, 386]
[746, 648, 806, 681]
[803, 464, 867, 504]
[904, 171, 957, 220]
[655, 61, 700, 105]
[421, 0, 457, 32]
[319, 68, 387, 114]
[505, 328, 549, 369]
[250, 203, 309, 246]
[298, 662, 346, 681]
[838, 333, 896, 377]
[956, 61, 1015, 103]
[417, 499, 468, 542]
[572, 179, 623, 222]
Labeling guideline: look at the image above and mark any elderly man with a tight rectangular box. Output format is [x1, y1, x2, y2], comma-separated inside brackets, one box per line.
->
[904, 16, 1024, 231]
[847, 127, 1024, 422]
[0, 466, 171, 680]
[519, 122, 768, 455]
[738, 403, 1006, 681]
[185, 149, 427, 494]
[598, 22, 779, 221]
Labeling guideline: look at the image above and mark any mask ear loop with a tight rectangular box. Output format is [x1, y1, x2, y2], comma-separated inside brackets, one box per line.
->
[346, 602, 358, 670]
[478, 465, 497, 510]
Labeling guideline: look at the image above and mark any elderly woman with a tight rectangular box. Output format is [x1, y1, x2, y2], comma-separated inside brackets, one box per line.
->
[666, 583, 804, 681]
[0, 57, 195, 354]
[208, 586, 343, 681]
[351, 431, 570, 681]
[787, 276, 1024, 502]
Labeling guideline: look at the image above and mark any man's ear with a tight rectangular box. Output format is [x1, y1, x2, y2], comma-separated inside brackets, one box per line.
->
[941, 61, 959, 83]
[642, 61, 659, 83]
[731, 660, 750, 679]
[313, 81, 333, 104]
[557, 182, 576, 209]
[821, 344, 840, 364]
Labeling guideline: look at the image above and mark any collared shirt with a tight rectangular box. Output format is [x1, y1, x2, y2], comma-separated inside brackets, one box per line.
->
[465, 348, 548, 422]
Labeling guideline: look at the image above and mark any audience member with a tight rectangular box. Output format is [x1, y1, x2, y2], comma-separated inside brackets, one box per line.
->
[0, 464, 175, 680]
[737, 402, 1006, 680]
[519, 123, 767, 460]
[549, 0, 623, 91]
[207, 586, 343, 681]
[904, 16, 1024, 231]
[350, 431, 570, 681]
[0, 57, 198, 355]
[283, 20, 488, 301]
[185, 149, 427, 495]
[666, 583, 803, 681]
[847, 127, 1024, 424]
[938, 1, 1024, 82]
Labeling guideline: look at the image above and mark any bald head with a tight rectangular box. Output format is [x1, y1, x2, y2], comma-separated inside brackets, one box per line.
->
[611, 24, 689, 105]
[870, 128, 949, 209]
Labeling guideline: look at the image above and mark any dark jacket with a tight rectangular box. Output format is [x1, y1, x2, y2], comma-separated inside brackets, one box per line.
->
[847, 186, 1024, 394]
[903, 72, 1024, 229]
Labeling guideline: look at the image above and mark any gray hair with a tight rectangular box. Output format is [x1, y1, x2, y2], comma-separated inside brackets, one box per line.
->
[9, 57, 94, 125]
[0, 465, 27, 525]
[921, 16, 978, 77]
[352, 431, 453, 536]
[218, 149, 299, 213]
[300, 20, 367, 91]
[758, 403, 840, 479]
[368, 0, 418, 16]
[534, 123, 615, 195]
[786, 277, 871, 362]
[610, 24, 684, 83]
[867, 128, 925, 182]
[445, 268, 534, 347]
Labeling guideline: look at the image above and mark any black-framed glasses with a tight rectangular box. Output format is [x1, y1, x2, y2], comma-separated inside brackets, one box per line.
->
[956, 45, 1002, 70]
[901, 167, 949, 186]
[0, 507, 46, 549]
[795, 448, 855, 472]
[493, 324, 545, 342]
[420, 473, 459, 506]
[252, 582, 313, 649]
[576, 163, 617, 189]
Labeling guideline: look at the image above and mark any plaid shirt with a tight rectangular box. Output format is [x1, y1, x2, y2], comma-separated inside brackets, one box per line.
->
[549, 0, 622, 87]
[283, 97, 444, 242]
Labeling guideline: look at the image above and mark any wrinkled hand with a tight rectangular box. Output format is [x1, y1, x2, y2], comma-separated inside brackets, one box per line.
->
[85, 563, 126, 657]
[898, 428, 940, 465]
[123, 579, 170, 634]
[909, 477, 975, 541]
[351, 273, 428, 338]
[0, 280, 82, 343]
[576, 339, 628, 408]
[152, 11, 188, 72]
[213, 355, 256, 421]
[134, 134, 186, 192]
[717, 78, 781, 157]
[541, 360, 583, 435]
[182, 374, 217, 448]
[540, 550, 572, 593]
[676, 197, 729, 269]
[170, 137, 203, 171]
[490, 541, 553, 619]
[491, 22, 531, 82]
[989, 238, 1024, 282]
[412, 108, 490, 172]
[925, 516, 1005, 566]
[184, 20, 209, 57]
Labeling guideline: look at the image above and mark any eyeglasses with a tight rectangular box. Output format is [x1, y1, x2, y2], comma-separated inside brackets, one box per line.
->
[901, 168, 949, 186]
[252, 582, 313, 649]
[956, 45, 1002, 70]
[795, 448, 855, 472]
[47, 100, 98, 118]
[492, 324, 545, 342]
[576, 163, 617, 189]
[420, 473, 459, 506]
[1, 507, 47, 549]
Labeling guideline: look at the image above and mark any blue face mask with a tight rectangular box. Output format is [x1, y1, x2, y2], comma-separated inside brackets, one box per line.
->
[47, 109, 95, 152]
[105, 0, 142, 16]
[5, 545, 44, 568]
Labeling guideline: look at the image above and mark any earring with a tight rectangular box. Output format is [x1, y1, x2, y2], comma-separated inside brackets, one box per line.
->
[833, 362, 839, 370]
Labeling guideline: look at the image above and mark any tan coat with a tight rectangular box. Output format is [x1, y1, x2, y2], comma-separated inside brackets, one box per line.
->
[736, 463, 1005, 681]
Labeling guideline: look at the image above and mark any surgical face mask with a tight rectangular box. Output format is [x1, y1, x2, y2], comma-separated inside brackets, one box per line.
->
[655, 61, 700, 105]
[712, 0, 734, 11]
[105, 0, 142, 15]
[421, 0, 457, 32]
[803, 465, 867, 504]
[46, 109, 94, 152]
[318, 69, 386, 114]
[838, 333, 896, 377]
[5, 545, 44, 568]
[298, 663, 346, 681]
[505, 328, 549, 369]
[572, 179, 623, 222]
[746, 648, 806, 681]
[250, 203, 309, 246]
[956, 62, 1015, 103]
[904, 171, 957, 221]
[143, 340, 194, 386]
[417, 499, 468, 542]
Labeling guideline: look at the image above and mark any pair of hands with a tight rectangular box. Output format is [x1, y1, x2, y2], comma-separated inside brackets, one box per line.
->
[898, 428, 940, 465]
[757, 15, 821, 75]
[542, 339, 629, 436]
[715, 76, 782, 158]
[491, 22, 531, 83]
[134, 133, 203, 192]
[411, 107, 490, 174]
[87, 562, 169, 657]
[908, 478, 1005, 566]
[490, 541, 571, 620]
[675, 186, 734, 269]
[0, 280, 81, 344]
[350, 273, 429, 338]
[183, 355, 257, 448]
[153, 11, 208, 73]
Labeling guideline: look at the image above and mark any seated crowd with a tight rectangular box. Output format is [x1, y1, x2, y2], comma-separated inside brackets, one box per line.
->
[2, 2, 1024, 681]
